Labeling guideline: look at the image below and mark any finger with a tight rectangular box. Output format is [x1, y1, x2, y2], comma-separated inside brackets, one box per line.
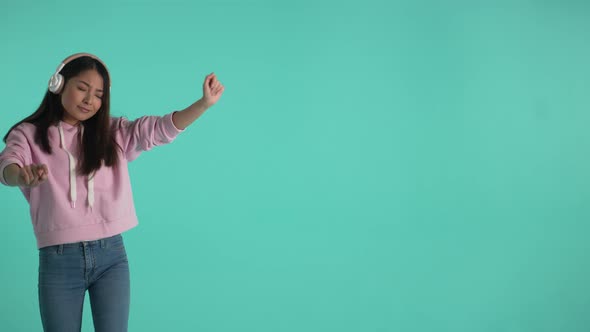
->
[18, 169, 28, 186]
[29, 166, 41, 185]
[209, 77, 218, 88]
[29, 178, 40, 187]
[35, 165, 44, 177]
[204, 80, 214, 92]
[31, 165, 44, 182]
[23, 166, 34, 185]
[36, 165, 48, 181]
[31, 164, 43, 179]
[40, 164, 49, 180]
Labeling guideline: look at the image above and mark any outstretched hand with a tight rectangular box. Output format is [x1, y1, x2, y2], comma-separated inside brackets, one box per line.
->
[18, 164, 48, 187]
[202, 73, 225, 108]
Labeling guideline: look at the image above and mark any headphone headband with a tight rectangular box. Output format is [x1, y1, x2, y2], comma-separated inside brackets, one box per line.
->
[48, 52, 110, 94]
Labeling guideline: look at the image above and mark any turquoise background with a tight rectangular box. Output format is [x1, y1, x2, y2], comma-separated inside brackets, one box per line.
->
[1, 0, 590, 331]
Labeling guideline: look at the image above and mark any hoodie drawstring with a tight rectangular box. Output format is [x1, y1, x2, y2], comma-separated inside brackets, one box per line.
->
[57, 123, 94, 210]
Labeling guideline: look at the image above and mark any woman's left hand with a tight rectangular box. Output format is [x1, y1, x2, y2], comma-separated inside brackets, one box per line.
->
[202, 73, 225, 108]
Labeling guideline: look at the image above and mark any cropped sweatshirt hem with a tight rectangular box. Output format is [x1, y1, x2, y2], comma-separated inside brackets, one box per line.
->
[35, 215, 139, 248]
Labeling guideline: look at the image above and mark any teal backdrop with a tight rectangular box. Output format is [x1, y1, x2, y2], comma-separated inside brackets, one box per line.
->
[1, 0, 589, 331]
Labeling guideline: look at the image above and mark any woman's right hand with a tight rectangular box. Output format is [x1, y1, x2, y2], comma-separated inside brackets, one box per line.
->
[17, 164, 48, 187]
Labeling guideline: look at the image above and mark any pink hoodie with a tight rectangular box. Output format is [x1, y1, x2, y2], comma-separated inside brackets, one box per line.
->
[0, 112, 183, 248]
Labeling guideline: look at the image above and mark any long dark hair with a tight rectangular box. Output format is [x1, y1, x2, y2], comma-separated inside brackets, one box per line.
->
[3, 56, 119, 176]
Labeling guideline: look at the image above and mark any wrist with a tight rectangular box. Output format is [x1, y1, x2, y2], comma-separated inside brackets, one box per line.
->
[3, 164, 21, 187]
[197, 98, 211, 110]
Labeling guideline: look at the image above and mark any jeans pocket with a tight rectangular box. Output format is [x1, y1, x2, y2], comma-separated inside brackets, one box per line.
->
[107, 236, 126, 252]
[110, 244, 126, 251]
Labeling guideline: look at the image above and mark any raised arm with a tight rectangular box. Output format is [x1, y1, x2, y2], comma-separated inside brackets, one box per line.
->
[172, 73, 225, 130]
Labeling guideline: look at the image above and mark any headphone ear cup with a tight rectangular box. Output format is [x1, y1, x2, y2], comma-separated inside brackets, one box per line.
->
[48, 73, 64, 94]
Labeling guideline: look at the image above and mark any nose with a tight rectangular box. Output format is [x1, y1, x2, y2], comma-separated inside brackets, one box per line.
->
[83, 92, 92, 105]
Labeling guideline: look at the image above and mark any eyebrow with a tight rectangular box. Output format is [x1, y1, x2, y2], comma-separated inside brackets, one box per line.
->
[78, 80, 103, 93]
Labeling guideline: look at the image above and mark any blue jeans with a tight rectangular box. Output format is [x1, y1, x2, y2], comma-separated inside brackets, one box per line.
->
[38, 234, 130, 332]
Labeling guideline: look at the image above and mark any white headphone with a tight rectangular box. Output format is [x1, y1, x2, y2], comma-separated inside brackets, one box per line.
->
[48, 52, 110, 94]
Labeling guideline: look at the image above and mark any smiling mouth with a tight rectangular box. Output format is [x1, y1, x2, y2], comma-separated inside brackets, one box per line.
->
[78, 106, 91, 113]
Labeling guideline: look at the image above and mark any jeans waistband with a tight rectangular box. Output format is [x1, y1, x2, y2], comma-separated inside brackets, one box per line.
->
[41, 234, 123, 253]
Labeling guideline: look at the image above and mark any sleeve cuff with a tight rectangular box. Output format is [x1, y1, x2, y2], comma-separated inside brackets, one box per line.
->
[165, 111, 185, 136]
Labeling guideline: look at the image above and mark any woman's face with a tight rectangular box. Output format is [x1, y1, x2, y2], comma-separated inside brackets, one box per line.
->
[61, 69, 104, 125]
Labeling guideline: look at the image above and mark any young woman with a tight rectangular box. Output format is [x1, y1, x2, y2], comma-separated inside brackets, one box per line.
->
[0, 52, 224, 332]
